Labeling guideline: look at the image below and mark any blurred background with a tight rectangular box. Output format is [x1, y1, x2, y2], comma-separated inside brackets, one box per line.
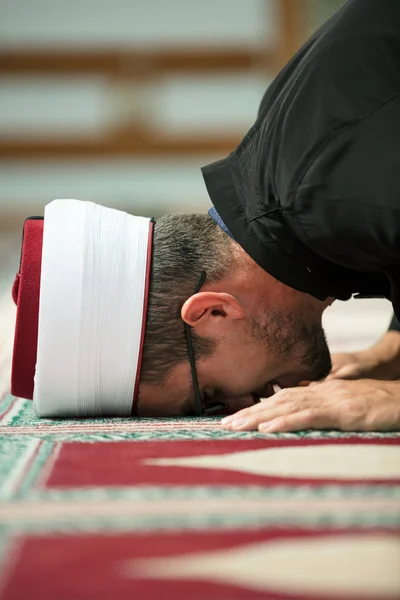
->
[0, 0, 393, 354]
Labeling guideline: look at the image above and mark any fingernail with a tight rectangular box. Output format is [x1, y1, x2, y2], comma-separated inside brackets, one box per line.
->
[221, 416, 233, 424]
[230, 418, 249, 429]
[259, 423, 273, 432]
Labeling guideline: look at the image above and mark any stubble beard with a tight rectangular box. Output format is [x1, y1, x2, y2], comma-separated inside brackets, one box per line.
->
[252, 309, 332, 382]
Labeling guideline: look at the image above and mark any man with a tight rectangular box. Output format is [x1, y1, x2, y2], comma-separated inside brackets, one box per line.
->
[11, 0, 400, 432]
[137, 0, 400, 433]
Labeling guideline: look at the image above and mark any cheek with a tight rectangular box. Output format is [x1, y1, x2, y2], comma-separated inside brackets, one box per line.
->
[221, 363, 264, 396]
[239, 350, 271, 380]
[231, 342, 266, 366]
[213, 341, 272, 387]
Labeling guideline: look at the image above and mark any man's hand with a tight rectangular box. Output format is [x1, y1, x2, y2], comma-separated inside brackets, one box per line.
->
[326, 331, 400, 382]
[220, 379, 400, 433]
[325, 351, 381, 381]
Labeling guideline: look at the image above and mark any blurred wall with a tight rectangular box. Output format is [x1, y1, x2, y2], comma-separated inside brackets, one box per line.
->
[0, 0, 277, 218]
[0, 0, 345, 219]
[0, 0, 274, 48]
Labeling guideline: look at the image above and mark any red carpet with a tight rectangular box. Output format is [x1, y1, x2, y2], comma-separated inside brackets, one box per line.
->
[0, 394, 399, 600]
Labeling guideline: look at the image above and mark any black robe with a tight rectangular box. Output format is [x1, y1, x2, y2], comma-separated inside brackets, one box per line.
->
[202, 0, 400, 319]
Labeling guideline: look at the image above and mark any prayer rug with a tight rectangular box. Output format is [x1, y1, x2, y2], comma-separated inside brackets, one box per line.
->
[0, 237, 399, 600]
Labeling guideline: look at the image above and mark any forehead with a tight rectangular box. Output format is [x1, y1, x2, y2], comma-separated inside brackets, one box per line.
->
[137, 368, 193, 417]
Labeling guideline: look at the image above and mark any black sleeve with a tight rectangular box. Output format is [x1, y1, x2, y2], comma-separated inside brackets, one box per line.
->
[293, 94, 400, 319]
[268, 0, 400, 317]
[389, 314, 400, 332]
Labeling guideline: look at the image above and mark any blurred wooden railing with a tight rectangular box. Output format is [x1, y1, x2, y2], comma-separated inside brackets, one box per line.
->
[0, 48, 274, 76]
[0, 0, 307, 159]
[0, 47, 275, 158]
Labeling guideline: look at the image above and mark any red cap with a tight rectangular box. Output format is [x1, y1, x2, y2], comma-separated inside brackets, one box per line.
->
[11, 218, 44, 400]
[10, 202, 154, 418]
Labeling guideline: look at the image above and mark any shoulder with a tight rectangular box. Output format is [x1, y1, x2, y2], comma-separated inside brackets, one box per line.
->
[258, 0, 400, 203]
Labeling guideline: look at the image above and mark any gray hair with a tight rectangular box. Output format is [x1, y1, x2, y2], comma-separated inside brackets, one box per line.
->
[140, 213, 234, 385]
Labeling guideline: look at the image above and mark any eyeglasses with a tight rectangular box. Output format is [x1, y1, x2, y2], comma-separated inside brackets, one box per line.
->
[184, 270, 227, 417]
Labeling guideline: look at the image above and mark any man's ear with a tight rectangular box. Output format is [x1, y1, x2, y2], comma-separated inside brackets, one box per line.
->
[181, 292, 245, 334]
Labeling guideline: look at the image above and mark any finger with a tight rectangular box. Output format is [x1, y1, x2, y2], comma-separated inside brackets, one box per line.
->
[258, 408, 329, 433]
[221, 401, 308, 431]
[221, 402, 273, 424]
[221, 387, 310, 425]
[220, 403, 273, 426]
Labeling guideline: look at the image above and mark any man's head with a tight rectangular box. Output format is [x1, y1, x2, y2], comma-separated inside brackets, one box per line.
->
[138, 213, 332, 417]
